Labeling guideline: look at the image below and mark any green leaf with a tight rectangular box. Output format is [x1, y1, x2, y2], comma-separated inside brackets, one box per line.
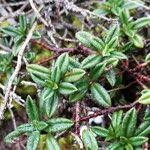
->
[59, 82, 77, 95]
[129, 136, 148, 146]
[145, 53, 150, 63]
[27, 64, 50, 75]
[69, 88, 87, 102]
[119, 9, 130, 25]
[81, 54, 102, 69]
[55, 53, 69, 73]
[26, 96, 39, 121]
[69, 57, 81, 69]
[0, 26, 18, 36]
[4, 123, 34, 143]
[93, 8, 109, 16]
[135, 121, 150, 136]
[110, 51, 128, 60]
[111, 110, 123, 128]
[12, 42, 23, 56]
[33, 120, 48, 131]
[30, 74, 46, 86]
[105, 25, 119, 43]
[46, 135, 60, 150]
[106, 36, 118, 50]
[90, 63, 105, 80]
[19, 15, 27, 31]
[75, 31, 93, 48]
[51, 66, 61, 83]
[105, 57, 119, 67]
[144, 111, 150, 121]
[91, 83, 111, 107]
[27, 130, 40, 150]
[90, 37, 104, 52]
[123, 1, 144, 10]
[46, 118, 73, 133]
[27, 64, 50, 79]
[105, 69, 116, 86]
[45, 93, 59, 117]
[32, 31, 41, 39]
[131, 34, 144, 48]
[125, 143, 133, 150]
[64, 68, 86, 82]
[138, 89, 150, 104]
[107, 142, 124, 150]
[133, 17, 150, 29]
[91, 126, 108, 137]
[82, 128, 98, 150]
[122, 108, 137, 137]
[69, 78, 88, 102]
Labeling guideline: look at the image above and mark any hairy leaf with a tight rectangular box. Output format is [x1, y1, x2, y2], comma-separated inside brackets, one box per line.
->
[105, 69, 116, 87]
[82, 128, 98, 150]
[138, 89, 150, 104]
[90, 63, 105, 80]
[81, 54, 102, 69]
[46, 135, 60, 150]
[122, 108, 137, 137]
[129, 136, 148, 146]
[5, 124, 34, 143]
[133, 17, 150, 29]
[59, 82, 77, 95]
[46, 118, 73, 133]
[27, 130, 40, 150]
[91, 83, 111, 107]
[91, 126, 108, 137]
[64, 68, 85, 82]
[135, 121, 150, 136]
[26, 96, 39, 121]
[111, 110, 123, 128]
[55, 53, 69, 73]
[51, 66, 61, 83]
[45, 93, 59, 117]
[105, 25, 119, 43]
[75, 31, 93, 48]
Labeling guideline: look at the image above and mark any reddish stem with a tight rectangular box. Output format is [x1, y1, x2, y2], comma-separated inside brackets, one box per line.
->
[74, 102, 80, 135]
[79, 101, 138, 122]
[31, 40, 92, 54]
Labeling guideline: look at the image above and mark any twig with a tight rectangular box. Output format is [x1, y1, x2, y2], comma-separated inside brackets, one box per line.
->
[28, 0, 48, 26]
[79, 100, 138, 122]
[0, 83, 25, 106]
[74, 102, 80, 135]
[31, 40, 92, 54]
[0, 22, 37, 119]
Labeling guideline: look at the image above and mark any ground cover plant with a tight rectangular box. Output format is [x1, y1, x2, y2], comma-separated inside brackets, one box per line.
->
[0, 0, 150, 150]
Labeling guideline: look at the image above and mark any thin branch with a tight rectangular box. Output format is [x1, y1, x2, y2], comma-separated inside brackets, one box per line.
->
[0, 22, 37, 119]
[0, 83, 25, 106]
[74, 102, 80, 135]
[79, 100, 138, 122]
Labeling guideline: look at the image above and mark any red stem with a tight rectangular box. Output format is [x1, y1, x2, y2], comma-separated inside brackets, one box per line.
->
[74, 102, 80, 135]
[79, 101, 138, 122]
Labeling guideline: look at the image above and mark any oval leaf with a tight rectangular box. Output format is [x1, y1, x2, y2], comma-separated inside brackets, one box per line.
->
[59, 82, 77, 95]
[81, 128, 98, 150]
[64, 68, 86, 82]
[27, 130, 40, 150]
[26, 96, 39, 121]
[46, 118, 73, 133]
[91, 83, 111, 107]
